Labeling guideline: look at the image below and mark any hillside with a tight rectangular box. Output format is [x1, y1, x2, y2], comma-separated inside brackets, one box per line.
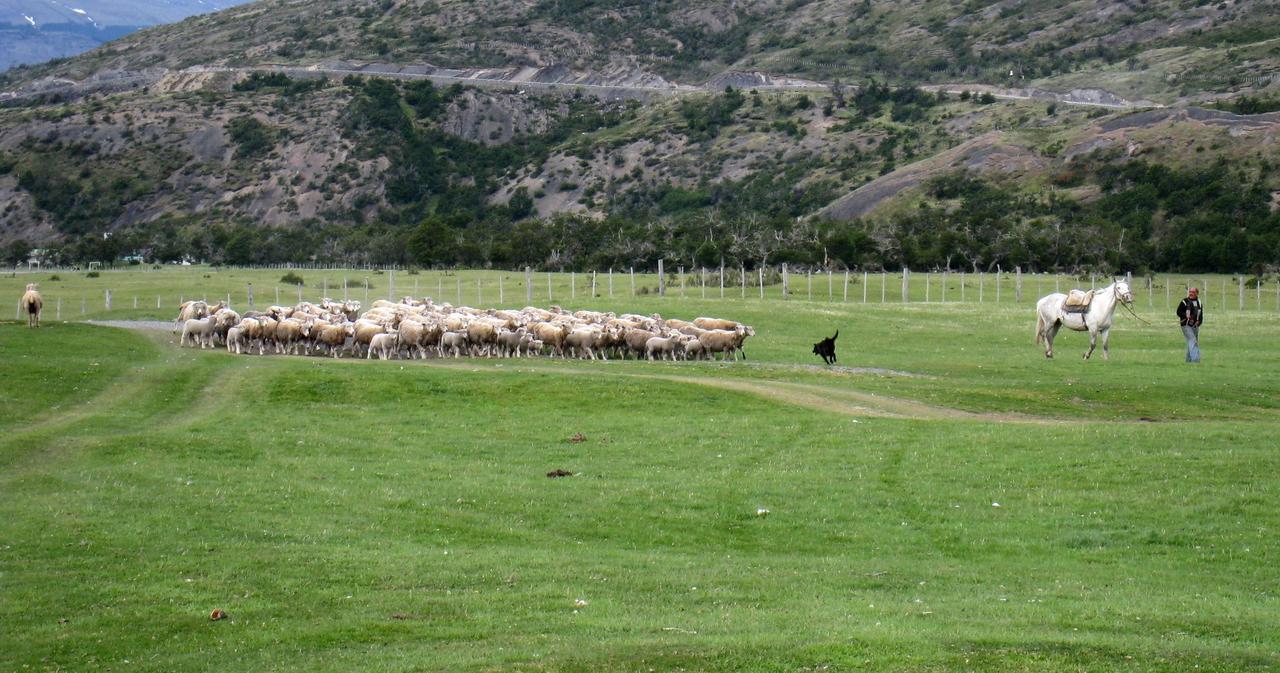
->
[4, 0, 1278, 101]
[1, 0, 1279, 273]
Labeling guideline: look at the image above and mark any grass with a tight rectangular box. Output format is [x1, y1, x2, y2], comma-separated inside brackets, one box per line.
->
[2, 269, 1279, 671]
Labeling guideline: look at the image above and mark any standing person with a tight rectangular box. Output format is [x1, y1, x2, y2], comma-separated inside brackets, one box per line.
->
[1176, 287, 1203, 363]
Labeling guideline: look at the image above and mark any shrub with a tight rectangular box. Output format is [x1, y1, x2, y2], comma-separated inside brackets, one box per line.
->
[280, 271, 305, 285]
[48, 274, 61, 281]
[86, 271, 100, 278]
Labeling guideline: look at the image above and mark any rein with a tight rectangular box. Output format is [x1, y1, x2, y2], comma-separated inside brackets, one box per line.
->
[1119, 299, 1151, 325]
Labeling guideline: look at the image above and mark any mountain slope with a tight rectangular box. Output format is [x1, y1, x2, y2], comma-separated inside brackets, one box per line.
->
[1, 0, 1278, 272]
[5, 0, 1278, 102]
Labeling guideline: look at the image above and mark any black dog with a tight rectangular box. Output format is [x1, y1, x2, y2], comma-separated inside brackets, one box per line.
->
[813, 330, 838, 365]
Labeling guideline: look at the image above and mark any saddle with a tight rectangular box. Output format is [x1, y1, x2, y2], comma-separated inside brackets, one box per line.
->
[1063, 289, 1094, 314]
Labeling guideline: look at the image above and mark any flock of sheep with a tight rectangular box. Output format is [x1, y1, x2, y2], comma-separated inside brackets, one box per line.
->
[177, 297, 756, 362]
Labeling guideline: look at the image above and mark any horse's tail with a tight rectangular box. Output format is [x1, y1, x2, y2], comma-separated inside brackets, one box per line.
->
[1034, 309, 1045, 345]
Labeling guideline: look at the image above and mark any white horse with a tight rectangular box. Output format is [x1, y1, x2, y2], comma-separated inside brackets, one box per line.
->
[1034, 280, 1133, 360]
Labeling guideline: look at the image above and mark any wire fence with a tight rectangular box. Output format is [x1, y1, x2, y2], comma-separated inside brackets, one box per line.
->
[10, 264, 1280, 320]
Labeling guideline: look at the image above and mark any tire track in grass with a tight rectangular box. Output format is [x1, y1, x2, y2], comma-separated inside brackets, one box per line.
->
[80, 322, 1068, 424]
[421, 359, 1064, 424]
[0, 328, 236, 474]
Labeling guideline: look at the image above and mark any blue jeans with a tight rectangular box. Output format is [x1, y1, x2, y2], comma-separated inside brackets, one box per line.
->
[1182, 324, 1200, 363]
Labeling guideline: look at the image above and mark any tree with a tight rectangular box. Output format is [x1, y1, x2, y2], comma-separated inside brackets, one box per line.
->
[409, 216, 458, 267]
[3, 239, 31, 266]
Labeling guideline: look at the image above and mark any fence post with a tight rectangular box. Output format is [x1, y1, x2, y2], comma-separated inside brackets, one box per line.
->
[942, 270, 947, 302]
[740, 265, 746, 299]
[961, 272, 966, 301]
[247, 283, 254, 307]
[275, 286, 280, 305]
[720, 264, 725, 299]
[389, 270, 395, 300]
[1165, 279, 1169, 309]
[828, 269, 833, 301]
[591, 271, 597, 299]
[807, 270, 812, 300]
[1015, 266, 1022, 302]
[571, 271, 576, 300]
[105, 289, 111, 310]
[158, 296, 162, 309]
[1055, 274, 1060, 294]
[457, 276, 463, 306]
[1147, 276, 1152, 308]
[925, 271, 930, 303]
[701, 267, 706, 299]
[630, 267, 636, 297]
[679, 266, 685, 298]
[1239, 275, 1244, 311]
[547, 272, 552, 302]
[57, 297, 61, 320]
[863, 271, 867, 303]
[1256, 277, 1261, 310]
[364, 278, 369, 305]
[979, 272, 984, 303]
[298, 285, 303, 302]
[996, 266, 1002, 304]
[843, 270, 849, 302]
[609, 269, 614, 298]
[658, 259, 665, 297]
[901, 268, 909, 303]
[526, 266, 533, 303]
[881, 271, 886, 303]
[500, 275, 504, 305]
[759, 267, 764, 299]
[782, 264, 789, 299]
[81, 298, 86, 314]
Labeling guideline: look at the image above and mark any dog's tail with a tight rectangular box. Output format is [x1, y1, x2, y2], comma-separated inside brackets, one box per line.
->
[832, 329, 839, 340]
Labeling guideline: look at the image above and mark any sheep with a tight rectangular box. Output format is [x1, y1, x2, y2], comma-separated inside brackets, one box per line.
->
[181, 316, 217, 349]
[225, 326, 245, 354]
[645, 335, 686, 361]
[396, 319, 428, 359]
[496, 327, 528, 357]
[352, 319, 389, 357]
[210, 308, 240, 347]
[518, 334, 542, 358]
[175, 300, 208, 333]
[368, 331, 399, 360]
[21, 283, 42, 328]
[237, 317, 265, 355]
[275, 318, 307, 355]
[624, 328, 658, 359]
[315, 323, 353, 358]
[259, 317, 279, 353]
[439, 331, 469, 358]
[528, 321, 570, 358]
[565, 326, 605, 360]
[678, 334, 706, 360]
[697, 327, 753, 361]
[467, 319, 501, 357]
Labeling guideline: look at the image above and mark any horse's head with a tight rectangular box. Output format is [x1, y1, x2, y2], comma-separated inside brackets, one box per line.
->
[1114, 280, 1133, 305]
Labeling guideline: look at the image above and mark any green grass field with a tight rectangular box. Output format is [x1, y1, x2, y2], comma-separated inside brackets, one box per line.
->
[3, 268, 1279, 672]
